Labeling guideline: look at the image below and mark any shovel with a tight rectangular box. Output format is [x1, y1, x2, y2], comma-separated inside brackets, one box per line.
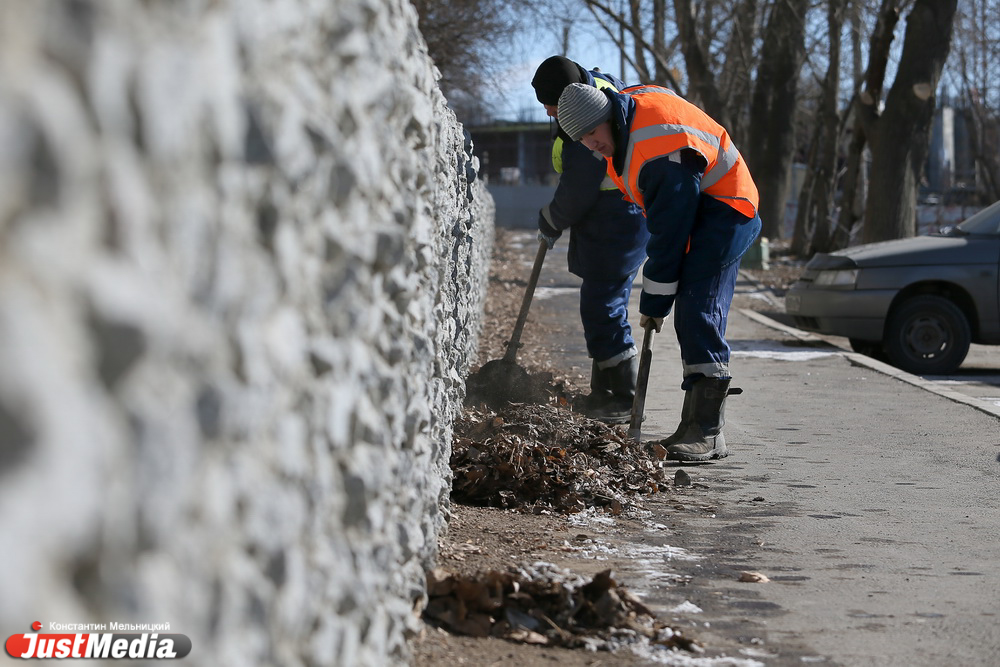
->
[628, 319, 656, 443]
[466, 238, 549, 404]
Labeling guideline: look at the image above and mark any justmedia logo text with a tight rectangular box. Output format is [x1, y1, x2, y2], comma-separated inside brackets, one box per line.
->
[5, 622, 192, 659]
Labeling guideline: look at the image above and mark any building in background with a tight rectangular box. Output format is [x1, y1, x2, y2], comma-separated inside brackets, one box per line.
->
[468, 121, 557, 228]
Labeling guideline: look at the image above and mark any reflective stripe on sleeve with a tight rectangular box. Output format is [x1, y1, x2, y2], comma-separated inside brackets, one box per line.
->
[701, 143, 741, 189]
[642, 275, 678, 295]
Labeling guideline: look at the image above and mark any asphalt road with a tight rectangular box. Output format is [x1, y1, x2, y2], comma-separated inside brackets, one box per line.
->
[524, 233, 1000, 667]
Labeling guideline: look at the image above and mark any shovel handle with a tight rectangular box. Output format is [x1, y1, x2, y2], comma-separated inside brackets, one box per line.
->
[628, 320, 656, 443]
[502, 238, 548, 363]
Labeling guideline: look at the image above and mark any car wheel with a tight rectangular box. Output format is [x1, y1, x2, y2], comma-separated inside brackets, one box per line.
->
[848, 338, 885, 359]
[883, 295, 971, 374]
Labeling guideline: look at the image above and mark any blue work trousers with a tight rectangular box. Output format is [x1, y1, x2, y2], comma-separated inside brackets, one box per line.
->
[674, 259, 740, 389]
[580, 272, 637, 363]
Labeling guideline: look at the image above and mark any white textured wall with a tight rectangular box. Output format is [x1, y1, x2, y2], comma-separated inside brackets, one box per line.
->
[0, 0, 493, 665]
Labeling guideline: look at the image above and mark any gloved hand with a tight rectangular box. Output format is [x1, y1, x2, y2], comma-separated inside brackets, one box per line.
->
[537, 230, 559, 249]
[537, 213, 562, 249]
[639, 314, 663, 333]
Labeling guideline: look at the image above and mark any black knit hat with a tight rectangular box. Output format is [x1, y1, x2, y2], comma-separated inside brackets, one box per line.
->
[531, 56, 587, 106]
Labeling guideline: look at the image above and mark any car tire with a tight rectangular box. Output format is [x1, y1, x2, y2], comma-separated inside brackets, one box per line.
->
[883, 294, 971, 374]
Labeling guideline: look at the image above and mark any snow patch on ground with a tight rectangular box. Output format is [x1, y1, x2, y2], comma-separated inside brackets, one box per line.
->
[621, 541, 700, 563]
[567, 506, 618, 527]
[733, 349, 838, 361]
[729, 339, 839, 361]
[533, 286, 579, 300]
[574, 539, 619, 560]
[630, 643, 765, 667]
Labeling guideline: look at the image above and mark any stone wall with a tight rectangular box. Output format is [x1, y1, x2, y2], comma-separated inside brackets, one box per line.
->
[0, 1, 493, 665]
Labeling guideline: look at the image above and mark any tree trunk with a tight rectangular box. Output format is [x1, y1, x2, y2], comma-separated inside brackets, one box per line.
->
[832, 0, 900, 248]
[672, 0, 731, 128]
[863, 0, 958, 244]
[744, 0, 809, 240]
[629, 0, 652, 83]
[792, 0, 846, 256]
[718, 0, 759, 143]
[651, 0, 668, 84]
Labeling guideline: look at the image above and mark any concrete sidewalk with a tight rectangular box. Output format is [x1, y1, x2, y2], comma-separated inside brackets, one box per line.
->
[519, 231, 1000, 666]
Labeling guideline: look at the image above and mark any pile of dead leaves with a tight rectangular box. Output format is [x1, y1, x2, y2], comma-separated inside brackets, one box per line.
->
[424, 564, 701, 652]
[451, 403, 669, 514]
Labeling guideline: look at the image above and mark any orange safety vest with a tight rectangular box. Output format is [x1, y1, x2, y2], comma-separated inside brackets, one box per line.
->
[608, 85, 759, 219]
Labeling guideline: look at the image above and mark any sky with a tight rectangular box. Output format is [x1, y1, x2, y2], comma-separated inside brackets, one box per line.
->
[485, 13, 635, 123]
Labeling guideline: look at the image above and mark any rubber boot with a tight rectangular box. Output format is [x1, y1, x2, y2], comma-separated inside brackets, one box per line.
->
[577, 359, 613, 414]
[657, 389, 694, 447]
[666, 378, 741, 462]
[586, 356, 638, 424]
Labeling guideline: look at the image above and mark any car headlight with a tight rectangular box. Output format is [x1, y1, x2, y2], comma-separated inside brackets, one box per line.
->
[813, 269, 858, 287]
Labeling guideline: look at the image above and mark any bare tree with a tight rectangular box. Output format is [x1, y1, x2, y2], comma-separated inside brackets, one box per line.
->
[672, 0, 732, 127]
[832, 0, 901, 248]
[411, 0, 520, 123]
[716, 0, 760, 142]
[863, 0, 958, 243]
[576, 0, 767, 136]
[743, 0, 810, 240]
[580, 0, 683, 89]
[792, 0, 849, 256]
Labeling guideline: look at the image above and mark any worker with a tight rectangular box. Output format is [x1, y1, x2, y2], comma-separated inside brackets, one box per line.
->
[555, 81, 762, 462]
[530, 56, 650, 424]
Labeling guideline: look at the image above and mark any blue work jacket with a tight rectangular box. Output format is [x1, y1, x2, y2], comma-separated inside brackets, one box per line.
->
[540, 71, 648, 282]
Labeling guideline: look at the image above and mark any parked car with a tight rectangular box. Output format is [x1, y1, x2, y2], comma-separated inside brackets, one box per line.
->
[785, 199, 1000, 374]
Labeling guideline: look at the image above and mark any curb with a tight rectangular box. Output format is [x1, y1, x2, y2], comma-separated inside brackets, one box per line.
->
[739, 307, 1000, 422]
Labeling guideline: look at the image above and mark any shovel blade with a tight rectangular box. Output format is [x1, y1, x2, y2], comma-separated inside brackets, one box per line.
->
[465, 358, 532, 408]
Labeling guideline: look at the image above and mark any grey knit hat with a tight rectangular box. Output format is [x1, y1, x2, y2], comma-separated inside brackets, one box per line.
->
[557, 82, 612, 141]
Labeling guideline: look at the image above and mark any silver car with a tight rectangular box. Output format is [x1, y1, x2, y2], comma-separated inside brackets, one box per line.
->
[785, 199, 1000, 374]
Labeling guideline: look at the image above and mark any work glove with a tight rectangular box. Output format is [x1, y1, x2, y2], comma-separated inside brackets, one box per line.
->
[537, 213, 562, 249]
[537, 230, 559, 250]
[639, 314, 663, 333]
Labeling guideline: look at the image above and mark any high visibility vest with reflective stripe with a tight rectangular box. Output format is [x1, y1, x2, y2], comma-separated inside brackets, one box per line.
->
[553, 76, 620, 191]
[610, 85, 759, 218]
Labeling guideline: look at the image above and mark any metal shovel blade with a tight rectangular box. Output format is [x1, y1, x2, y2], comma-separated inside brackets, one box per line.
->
[466, 357, 532, 407]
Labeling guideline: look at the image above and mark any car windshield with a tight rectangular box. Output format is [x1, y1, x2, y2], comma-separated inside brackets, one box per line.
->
[956, 199, 1000, 234]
